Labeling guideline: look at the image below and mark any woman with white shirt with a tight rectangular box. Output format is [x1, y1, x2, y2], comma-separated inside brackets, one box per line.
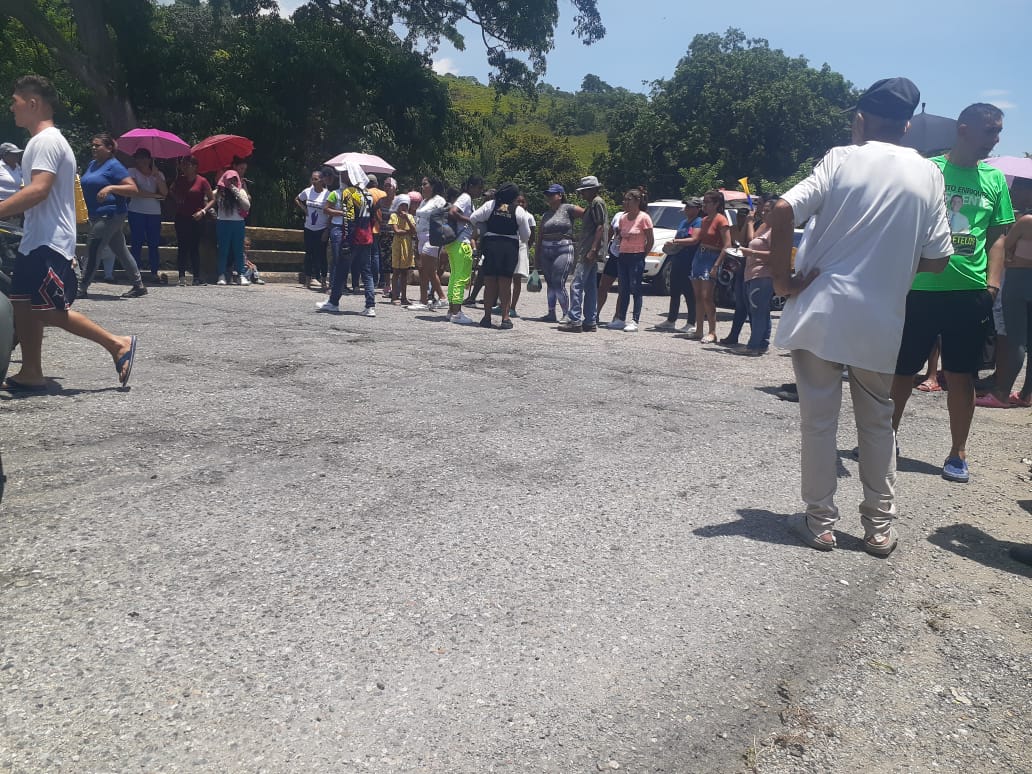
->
[295, 169, 330, 290]
[409, 176, 449, 311]
[126, 148, 168, 284]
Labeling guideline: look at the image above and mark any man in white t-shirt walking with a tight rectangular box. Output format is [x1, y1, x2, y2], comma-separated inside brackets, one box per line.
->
[766, 77, 953, 556]
[0, 75, 136, 392]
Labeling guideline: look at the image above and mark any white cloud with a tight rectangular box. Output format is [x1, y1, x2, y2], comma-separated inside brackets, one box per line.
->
[994, 101, 1017, 110]
[981, 89, 1009, 98]
[432, 57, 460, 76]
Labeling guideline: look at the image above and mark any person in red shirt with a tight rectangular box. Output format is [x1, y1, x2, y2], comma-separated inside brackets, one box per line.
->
[169, 156, 213, 285]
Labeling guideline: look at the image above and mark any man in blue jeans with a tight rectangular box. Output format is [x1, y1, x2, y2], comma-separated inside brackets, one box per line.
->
[560, 175, 608, 333]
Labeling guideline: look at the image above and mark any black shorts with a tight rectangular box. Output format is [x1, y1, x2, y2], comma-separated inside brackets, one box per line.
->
[10, 245, 78, 311]
[895, 289, 993, 375]
[603, 253, 619, 278]
[480, 236, 519, 278]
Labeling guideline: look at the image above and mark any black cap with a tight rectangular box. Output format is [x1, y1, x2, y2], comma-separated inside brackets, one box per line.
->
[849, 77, 920, 121]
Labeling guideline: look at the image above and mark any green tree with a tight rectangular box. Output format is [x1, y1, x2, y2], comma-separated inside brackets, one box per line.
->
[601, 29, 856, 198]
[2, 0, 604, 132]
[494, 132, 581, 212]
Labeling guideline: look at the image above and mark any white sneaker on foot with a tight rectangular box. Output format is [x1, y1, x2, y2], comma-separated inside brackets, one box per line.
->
[451, 312, 475, 325]
[216, 275, 227, 286]
[430, 299, 449, 310]
[316, 300, 340, 312]
[406, 302, 429, 311]
[623, 321, 639, 332]
[362, 307, 376, 317]
[558, 315, 571, 325]
[606, 319, 626, 330]
[679, 322, 696, 333]
[238, 275, 251, 286]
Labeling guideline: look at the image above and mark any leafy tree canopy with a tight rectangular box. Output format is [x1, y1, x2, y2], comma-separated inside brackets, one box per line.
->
[598, 28, 857, 198]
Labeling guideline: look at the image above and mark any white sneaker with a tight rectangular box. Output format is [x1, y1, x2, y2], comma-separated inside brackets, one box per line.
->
[558, 315, 571, 325]
[623, 321, 639, 332]
[430, 299, 449, 310]
[315, 300, 340, 312]
[655, 319, 677, 330]
[606, 319, 625, 330]
[362, 307, 376, 317]
[451, 312, 475, 325]
[216, 275, 227, 286]
[238, 275, 251, 286]
[405, 302, 429, 311]
[679, 322, 696, 333]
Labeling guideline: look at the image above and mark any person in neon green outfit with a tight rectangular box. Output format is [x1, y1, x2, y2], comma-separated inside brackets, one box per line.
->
[446, 176, 483, 325]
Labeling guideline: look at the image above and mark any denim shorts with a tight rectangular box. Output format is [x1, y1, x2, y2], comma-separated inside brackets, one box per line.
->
[691, 248, 720, 281]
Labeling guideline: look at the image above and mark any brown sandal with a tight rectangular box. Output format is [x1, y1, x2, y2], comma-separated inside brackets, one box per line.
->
[864, 527, 898, 557]
[789, 514, 836, 551]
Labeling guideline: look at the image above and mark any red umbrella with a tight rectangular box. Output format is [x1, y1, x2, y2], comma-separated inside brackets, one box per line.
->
[191, 134, 254, 174]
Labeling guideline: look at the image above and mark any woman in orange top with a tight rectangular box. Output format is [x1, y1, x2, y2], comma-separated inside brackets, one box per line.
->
[683, 189, 732, 343]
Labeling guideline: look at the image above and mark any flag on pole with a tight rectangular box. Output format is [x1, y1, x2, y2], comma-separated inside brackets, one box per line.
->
[738, 177, 752, 208]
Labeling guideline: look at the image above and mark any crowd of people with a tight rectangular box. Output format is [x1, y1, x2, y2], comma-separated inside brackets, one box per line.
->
[2, 73, 1032, 565]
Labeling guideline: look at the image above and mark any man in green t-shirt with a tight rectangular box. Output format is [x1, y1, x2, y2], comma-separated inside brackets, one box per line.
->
[891, 103, 1015, 484]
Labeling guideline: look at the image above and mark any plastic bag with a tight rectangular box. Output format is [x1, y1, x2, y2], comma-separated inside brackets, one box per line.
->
[526, 269, 542, 292]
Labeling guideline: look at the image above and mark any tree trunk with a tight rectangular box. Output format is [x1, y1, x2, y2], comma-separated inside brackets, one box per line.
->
[5, 0, 138, 133]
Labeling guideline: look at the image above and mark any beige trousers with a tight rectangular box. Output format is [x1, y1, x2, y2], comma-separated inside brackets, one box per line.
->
[791, 349, 897, 536]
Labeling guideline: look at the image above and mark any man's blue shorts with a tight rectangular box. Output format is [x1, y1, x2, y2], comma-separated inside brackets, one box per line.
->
[10, 245, 78, 311]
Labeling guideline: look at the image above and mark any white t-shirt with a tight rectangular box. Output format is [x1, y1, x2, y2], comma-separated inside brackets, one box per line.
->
[415, 194, 447, 239]
[19, 126, 77, 261]
[774, 141, 953, 373]
[0, 160, 22, 201]
[468, 200, 533, 242]
[298, 185, 329, 231]
[453, 192, 474, 241]
[127, 167, 165, 215]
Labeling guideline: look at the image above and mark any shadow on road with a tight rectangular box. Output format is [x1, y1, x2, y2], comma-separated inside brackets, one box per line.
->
[693, 508, 878, 553]
[897, 456, 943, 476]
[692, 508, 800, 547]
[928, 523, 1032, 578]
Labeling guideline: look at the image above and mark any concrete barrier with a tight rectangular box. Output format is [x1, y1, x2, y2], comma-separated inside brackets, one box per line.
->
[75, 221, 305, 282]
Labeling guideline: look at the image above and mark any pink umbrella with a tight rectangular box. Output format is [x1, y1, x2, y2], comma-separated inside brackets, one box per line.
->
[324, 152, 395, 175]
[719, 189, 751, 202]
[983, 156, 1032, 182]
[192, 134, 255, 175]
[117, 128, 191, 159]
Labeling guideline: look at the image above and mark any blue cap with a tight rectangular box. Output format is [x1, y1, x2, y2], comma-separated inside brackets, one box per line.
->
[544, 183, 565, 196]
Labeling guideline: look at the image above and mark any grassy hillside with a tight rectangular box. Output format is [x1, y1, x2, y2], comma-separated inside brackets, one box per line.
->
[440, 75, 609, 170]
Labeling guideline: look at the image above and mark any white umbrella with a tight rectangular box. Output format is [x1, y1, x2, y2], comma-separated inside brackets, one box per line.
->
[324, 152, 395, 176]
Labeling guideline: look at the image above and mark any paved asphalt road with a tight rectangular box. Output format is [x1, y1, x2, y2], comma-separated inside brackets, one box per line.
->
[1, 282, 1029, 773]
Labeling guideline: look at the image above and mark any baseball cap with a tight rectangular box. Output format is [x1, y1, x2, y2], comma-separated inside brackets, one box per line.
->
[0, 142, 23, 156]
[682, 197, 704, 208]
[544, 183, 565, 195]
[575, 175, 601, 191]
[847, 77, 920, 121]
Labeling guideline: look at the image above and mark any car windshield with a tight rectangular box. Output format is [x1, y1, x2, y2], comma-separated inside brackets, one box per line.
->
[648, 205, 684, 230]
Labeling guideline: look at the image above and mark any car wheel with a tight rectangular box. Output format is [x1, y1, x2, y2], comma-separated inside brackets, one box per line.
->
[653, 258, 671, 296]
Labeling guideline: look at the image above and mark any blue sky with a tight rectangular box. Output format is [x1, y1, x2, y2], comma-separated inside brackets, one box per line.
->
[281, 0, 1028, 157]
